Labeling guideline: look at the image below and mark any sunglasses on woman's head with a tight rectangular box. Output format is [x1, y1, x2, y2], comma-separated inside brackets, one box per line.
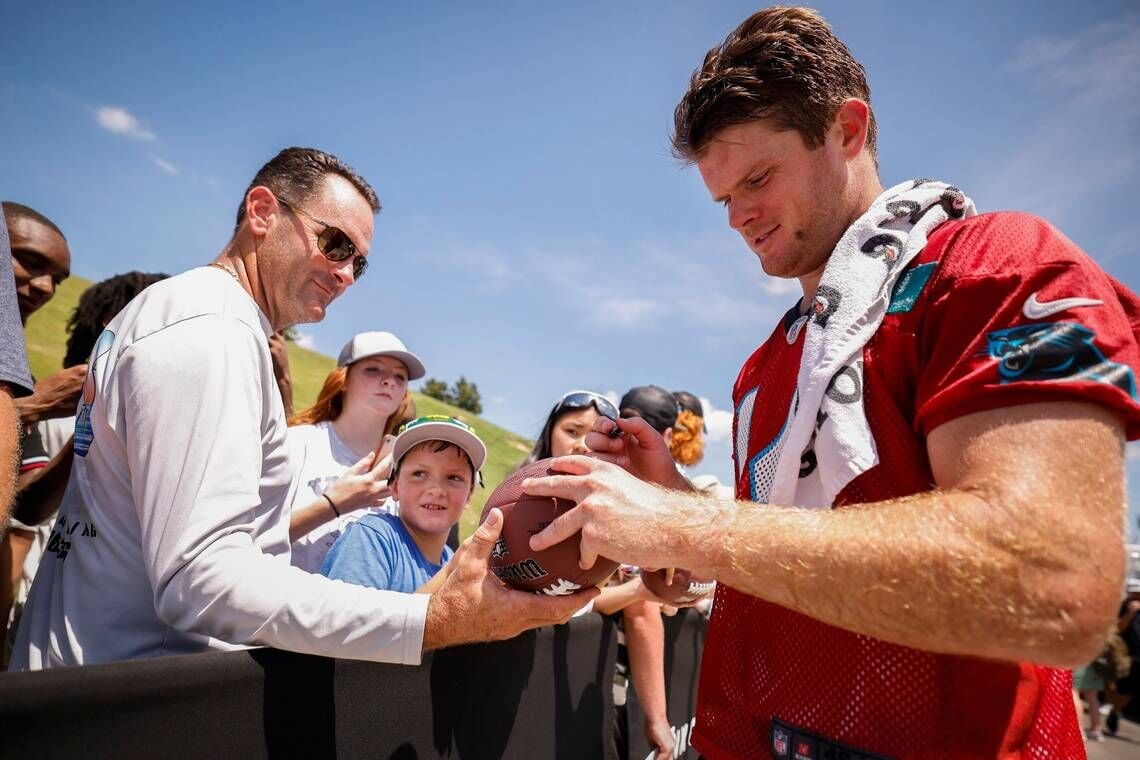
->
[276, 196, 369, 280]
[553, 390, 619, 422]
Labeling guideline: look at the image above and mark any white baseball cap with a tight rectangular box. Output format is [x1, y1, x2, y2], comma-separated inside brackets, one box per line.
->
[336, 331, 426, 379]
[392, 415, 487, 482]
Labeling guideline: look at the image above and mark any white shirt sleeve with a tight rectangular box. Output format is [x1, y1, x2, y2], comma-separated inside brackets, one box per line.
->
[121, 315, 427, 663]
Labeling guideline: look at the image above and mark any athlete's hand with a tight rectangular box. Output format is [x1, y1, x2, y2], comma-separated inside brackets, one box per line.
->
[524, 455, 724, 573]
[422, 508, 598, 650]
[583, 414, 690, 490]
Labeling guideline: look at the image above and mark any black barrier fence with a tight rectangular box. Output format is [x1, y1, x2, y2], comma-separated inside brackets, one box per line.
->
[0, 610, 707, 759]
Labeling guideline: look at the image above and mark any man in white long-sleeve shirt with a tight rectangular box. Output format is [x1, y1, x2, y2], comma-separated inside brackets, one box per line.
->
[11, 147, 592, 670]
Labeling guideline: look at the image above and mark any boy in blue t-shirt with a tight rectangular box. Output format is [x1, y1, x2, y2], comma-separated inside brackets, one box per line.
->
[321, 416, 486, 593]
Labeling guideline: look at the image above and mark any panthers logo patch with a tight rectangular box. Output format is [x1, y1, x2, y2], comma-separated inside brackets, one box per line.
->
[986, 322, 1137, 398]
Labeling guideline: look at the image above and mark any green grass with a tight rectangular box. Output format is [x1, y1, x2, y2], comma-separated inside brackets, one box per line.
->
[23, 274, 532, 539]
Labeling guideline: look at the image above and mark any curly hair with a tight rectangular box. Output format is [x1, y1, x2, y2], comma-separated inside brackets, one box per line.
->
[669, 409, 706, 467]
[672, 6, 876, 162]
[64, 271, 168, 367]
[289, 365, 414, 438]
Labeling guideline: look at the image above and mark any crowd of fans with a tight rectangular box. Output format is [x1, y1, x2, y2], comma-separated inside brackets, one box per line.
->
[0, 177, 723, 758]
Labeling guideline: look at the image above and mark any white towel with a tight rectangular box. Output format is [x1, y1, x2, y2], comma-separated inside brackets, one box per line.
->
[761, 179, 977, 508]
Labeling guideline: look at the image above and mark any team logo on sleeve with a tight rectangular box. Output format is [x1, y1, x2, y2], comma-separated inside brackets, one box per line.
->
[986, 322, 1137, 398]
[74, 329, 116, 457]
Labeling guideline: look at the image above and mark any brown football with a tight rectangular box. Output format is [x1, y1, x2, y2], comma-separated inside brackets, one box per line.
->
[641, 568, 716, 605]
[481, 459, 619, 595]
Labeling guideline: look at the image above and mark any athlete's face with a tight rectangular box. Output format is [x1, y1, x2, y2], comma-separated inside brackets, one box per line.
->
[549, 407, 600, 458]
[697, 119, 852, 289]
[392, 444, 473, 539]
[342, 356, 408, 420]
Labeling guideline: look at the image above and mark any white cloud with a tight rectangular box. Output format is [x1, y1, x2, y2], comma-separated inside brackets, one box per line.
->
[588, 296, 667, 328]
[292, 330, 317, 350]
[700, 395, 733, 443]
[94, 105, 157, 141]
[760, 276, 800, 297]
[152, 156, 178, 175]
[976, 16, 1140, 228]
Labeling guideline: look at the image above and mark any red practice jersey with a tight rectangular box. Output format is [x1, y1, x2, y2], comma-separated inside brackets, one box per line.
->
[694, 212, 1140, 759]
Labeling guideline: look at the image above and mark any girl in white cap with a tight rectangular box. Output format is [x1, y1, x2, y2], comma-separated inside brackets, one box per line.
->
[286, 331, 426, 573]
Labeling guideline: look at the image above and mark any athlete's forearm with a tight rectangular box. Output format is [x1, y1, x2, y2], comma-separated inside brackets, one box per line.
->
[699, 482, 1123, 668]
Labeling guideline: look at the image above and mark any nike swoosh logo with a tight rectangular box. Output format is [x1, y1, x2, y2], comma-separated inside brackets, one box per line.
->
[1022, 292, 1103, 320]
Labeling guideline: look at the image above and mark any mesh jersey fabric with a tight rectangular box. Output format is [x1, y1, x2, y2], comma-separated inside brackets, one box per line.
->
[693, 212, 1140, 759]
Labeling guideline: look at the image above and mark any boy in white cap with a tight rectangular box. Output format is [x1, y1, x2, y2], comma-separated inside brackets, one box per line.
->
[321, 415, 486, 593]
[288, 330, 425, 573]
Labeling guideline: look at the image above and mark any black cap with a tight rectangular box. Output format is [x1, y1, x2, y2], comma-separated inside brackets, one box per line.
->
[673, 390, 707, 432]
[619, 385, 678, 434]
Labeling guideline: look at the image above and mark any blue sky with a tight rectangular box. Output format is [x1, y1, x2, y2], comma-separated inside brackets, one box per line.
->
[3, 1, 1139, 538]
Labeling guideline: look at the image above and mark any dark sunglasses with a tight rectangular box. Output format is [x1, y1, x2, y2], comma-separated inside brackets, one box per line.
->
[276, 196, 369, 280]
[553, 390, 619, 422]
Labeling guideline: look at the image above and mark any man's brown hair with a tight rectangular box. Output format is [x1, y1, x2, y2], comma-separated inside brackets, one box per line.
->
[234, 147, 381, 232]
[672, 6, 877, 162]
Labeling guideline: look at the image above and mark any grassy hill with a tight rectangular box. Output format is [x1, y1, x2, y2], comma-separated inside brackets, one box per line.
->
[23, 275, 533, 539]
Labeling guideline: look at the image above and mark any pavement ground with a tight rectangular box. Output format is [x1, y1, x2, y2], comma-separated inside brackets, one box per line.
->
[1084, 715, 1140, 759]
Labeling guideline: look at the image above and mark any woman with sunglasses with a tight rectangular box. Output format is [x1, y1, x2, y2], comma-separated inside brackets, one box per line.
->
[521, 390, 677, 758]
[521, 390, 620, 466]
[287, 331, 423, 573]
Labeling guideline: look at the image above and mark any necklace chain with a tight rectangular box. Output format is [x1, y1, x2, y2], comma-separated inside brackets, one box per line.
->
[208, 262, 239, 282]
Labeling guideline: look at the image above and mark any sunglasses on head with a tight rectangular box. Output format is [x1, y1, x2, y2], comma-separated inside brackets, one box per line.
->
[276, 196, 368, 280]
[553, 390, 619, 422]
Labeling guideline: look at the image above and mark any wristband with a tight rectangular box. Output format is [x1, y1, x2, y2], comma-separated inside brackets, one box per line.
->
[323, 493, 341, 517]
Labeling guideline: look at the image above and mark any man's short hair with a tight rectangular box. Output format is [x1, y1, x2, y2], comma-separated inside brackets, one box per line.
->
[1, 202, 65, 240]
[672, 6, 877, 162]
[233, 147, 381, 233]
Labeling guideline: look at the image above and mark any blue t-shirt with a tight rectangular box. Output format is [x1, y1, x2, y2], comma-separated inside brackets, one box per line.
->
[321, 512, 453, 593]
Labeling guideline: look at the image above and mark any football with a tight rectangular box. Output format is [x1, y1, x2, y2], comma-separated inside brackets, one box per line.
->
[641, 568, 716, 605]
[481, 459, 619, 595]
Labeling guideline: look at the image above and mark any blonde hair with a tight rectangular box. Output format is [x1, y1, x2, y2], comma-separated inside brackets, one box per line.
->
[289, 365, 415, 438]
[669, 409, 705, 466]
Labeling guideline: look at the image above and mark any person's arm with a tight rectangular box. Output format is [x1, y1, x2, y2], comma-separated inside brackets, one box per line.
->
[12, 436, 73, 525]
[593, 575, 654, 615]
[624, 599, 674, 760]
[267, 331, 294, 419]
[129, 319, 589, 662]
[0, 384, 19, 531]
[288, 441, 393, 543]
[12, 365, 87, 424]
[530, 400, 1125, 669]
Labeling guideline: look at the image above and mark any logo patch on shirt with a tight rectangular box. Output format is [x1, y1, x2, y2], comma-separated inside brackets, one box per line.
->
[886, 261, 937, 314]
[1022, 292, 1103, 320]
[74, 329, 117, 457]
[986, 321, 1137, 398]
[770, 718, 892, 760]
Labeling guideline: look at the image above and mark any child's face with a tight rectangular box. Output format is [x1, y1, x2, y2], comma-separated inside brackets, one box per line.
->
[392, 444, 473, 536]
[550, 407, 600, 457]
